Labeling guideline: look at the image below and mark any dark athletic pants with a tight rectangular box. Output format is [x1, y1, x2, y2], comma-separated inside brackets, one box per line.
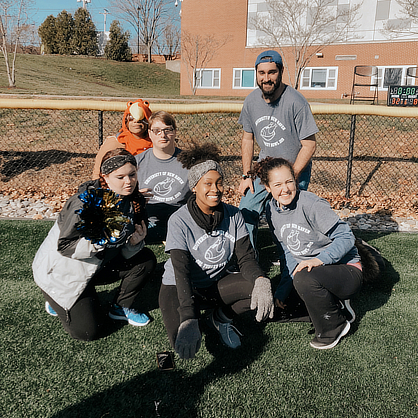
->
[293, 264, 363, 342]
[159, 273, 254, 348]
[43, 247, 156, 341]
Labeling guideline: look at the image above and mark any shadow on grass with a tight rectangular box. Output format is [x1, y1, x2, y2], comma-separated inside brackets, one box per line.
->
[50, 237, 270, 418]
[50, 315, 268, 418]
[352, 231, 400, 329]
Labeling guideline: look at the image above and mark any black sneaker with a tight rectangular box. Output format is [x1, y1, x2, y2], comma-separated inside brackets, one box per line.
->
[339, 299, 356, 324]
[309, 321, 350, 350]
[226, 265, 240, 274]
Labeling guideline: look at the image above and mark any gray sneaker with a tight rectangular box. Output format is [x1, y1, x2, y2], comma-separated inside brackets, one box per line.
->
[207, 311, 242, 349]
[310, 321, 350, 350]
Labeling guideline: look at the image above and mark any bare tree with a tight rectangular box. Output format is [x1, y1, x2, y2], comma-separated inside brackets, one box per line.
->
[0, 0, 32, 87]
[249, 0, 362, 89]
[155, 22, 180, 60]
[18, 23, 39, 51]
[109, 0, 169, 62]
[383, 0, 418, 36]
[181, 31, 231, 95]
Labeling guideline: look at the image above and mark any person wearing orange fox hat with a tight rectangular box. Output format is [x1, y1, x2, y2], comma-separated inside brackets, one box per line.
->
[93, 99, 152, 179]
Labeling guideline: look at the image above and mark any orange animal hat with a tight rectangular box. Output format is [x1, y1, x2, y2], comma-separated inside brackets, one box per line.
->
[117, 99, 153, 155]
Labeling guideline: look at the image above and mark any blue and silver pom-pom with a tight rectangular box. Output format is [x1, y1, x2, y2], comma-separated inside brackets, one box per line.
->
[75, 188, 132, 246]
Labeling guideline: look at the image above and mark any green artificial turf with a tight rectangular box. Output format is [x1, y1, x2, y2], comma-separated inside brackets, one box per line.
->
[1, 220, 417, 417]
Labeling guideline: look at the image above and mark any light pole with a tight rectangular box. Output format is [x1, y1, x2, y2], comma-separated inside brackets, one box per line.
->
[77, 0, 91, 10]
[137, 6, 140, 55]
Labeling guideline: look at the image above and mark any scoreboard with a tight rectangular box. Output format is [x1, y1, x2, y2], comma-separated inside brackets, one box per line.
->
[387, 85, 418, 107]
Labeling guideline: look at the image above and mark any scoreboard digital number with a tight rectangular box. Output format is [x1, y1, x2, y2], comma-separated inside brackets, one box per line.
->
[387, 85, 418, 106]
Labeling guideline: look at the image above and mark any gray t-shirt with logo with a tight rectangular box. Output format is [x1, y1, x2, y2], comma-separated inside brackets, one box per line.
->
[162, 203, 249, 288]
[135, 147, 190, 207]
[238, 86, 319, 163]
[267, 191, 359, 265]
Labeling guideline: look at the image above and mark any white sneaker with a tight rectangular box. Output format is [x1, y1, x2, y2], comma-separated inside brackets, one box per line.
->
[207, 311, 242, 349]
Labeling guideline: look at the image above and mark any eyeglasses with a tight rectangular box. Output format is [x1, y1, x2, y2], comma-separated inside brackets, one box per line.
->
[150, 127, 175, 136]
[128, 115, 148, 124]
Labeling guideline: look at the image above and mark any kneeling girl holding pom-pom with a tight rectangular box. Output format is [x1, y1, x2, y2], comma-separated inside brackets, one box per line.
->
[33, 149, 156, 341]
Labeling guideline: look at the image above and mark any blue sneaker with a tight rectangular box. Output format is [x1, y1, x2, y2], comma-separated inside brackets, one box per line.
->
[109, 304, 150, 327]
[45, 301, 58, 317]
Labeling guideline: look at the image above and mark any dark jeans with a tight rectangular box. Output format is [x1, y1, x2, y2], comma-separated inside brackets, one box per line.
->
[145, 203, 179, 244]
[43, 247, 156, 341]
[293, 264, 363, 341]
[159, 273, 254, 348]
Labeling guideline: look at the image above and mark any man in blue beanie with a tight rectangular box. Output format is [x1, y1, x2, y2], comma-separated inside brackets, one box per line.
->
[238, 50, 318, 250]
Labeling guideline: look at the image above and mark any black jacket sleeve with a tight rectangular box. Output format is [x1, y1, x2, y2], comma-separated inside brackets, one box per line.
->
[235, 234, 265, 284]
[170, 248, 199, 323]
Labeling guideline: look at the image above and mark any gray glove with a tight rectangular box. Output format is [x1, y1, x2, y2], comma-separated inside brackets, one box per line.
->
[250, 277, 274, 322]
[174, 319, 201, 360]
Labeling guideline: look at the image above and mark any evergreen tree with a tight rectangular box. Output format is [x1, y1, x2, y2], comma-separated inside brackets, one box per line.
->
[38, 15, 58, 54]
[71, 8, 98, 56]
[105, 20, 131, 62]
[55, 10, 74, 55]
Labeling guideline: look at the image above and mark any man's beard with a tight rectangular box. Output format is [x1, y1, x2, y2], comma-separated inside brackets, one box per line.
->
[257, 77, 281, 100]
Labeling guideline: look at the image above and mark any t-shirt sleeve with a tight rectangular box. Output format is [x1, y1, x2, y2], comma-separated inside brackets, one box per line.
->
[235, 208, 251, 241]
[294, 102, 319, 141]
[164, 211, 189, 253]
[238, 100, 253, 133]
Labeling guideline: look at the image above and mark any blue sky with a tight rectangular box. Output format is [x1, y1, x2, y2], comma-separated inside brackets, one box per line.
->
[31, 0, 180, 34]
[32, 0, 114, 32]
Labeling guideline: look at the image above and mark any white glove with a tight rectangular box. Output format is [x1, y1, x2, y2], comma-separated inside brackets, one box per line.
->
[174, 319, 201, 360]
[250, 277, 274, 322]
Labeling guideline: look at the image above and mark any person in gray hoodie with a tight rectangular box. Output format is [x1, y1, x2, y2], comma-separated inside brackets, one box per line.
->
[254, 157, 363, 350]
[33, 149, 156, 341]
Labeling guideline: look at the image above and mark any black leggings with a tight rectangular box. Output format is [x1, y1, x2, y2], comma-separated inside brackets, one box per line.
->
[159, 273, 254, 348]
[43, 247, 156, 341]
[293, 264, 363, 340]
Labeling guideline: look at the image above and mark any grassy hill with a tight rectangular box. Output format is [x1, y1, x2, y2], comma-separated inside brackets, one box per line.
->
[0, 54, 180, 98]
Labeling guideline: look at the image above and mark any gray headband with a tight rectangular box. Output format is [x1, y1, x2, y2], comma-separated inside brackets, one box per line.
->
[188, 160, 223, 189]
[101, 154, 137, 175]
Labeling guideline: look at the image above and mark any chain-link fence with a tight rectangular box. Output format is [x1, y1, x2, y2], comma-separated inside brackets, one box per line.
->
[0, 103, 417, 215]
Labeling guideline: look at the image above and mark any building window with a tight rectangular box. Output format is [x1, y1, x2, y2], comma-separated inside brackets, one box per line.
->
[195, 69, 220, 89]
[372, 66, 416, 89]
[375, 0, 391, 21]
[233, 68, 256, 89]
[300, 67, 338, 90]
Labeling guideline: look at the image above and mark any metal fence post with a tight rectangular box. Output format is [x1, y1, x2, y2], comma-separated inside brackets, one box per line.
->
[98, 110, 103, 147]
[345, 114, 356, 198]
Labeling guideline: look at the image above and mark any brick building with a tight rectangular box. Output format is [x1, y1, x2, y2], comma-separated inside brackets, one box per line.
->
[179, 0, 418, 101]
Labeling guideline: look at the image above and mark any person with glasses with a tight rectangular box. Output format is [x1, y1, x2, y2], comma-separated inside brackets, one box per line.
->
[93, 99, 152, 179]
[135, 111, 191, 244]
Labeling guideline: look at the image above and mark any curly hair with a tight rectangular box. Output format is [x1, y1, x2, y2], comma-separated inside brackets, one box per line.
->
[253, 157, 295, 187]
[177, 142, 220, 170]
[99, 148, 146, 225]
